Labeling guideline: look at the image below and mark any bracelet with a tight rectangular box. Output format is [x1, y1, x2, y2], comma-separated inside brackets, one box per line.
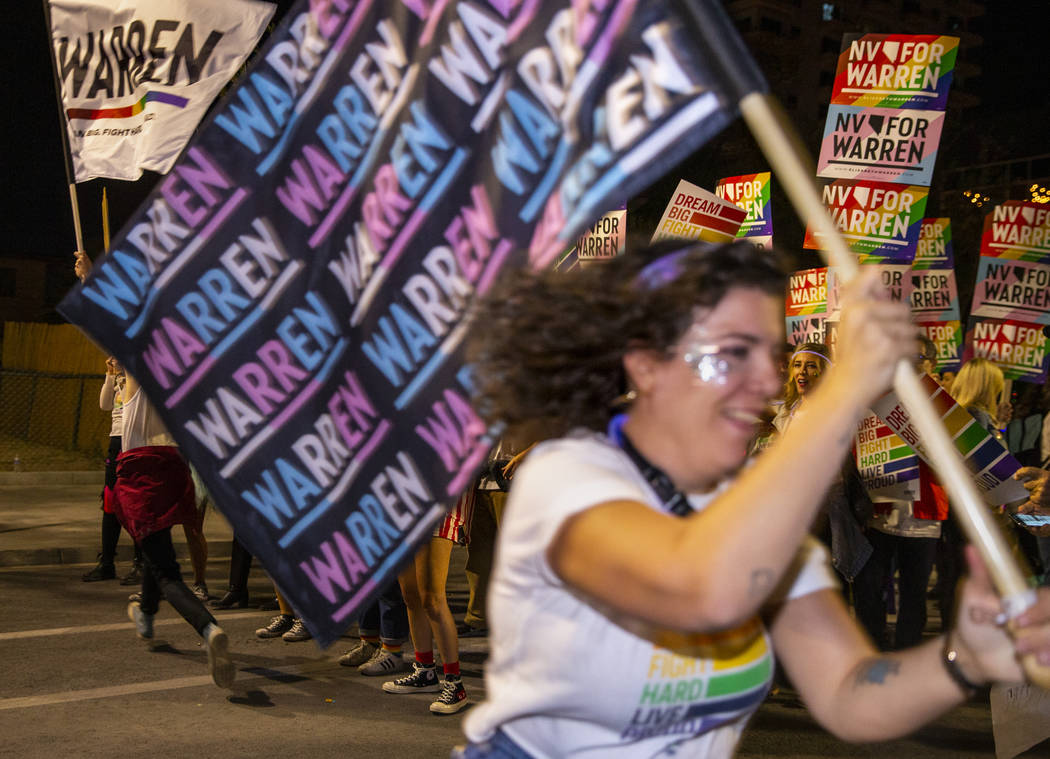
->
[942, 636, 982, 696]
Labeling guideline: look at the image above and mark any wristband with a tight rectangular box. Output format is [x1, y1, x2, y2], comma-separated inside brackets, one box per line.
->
[942, 636, 981, 696]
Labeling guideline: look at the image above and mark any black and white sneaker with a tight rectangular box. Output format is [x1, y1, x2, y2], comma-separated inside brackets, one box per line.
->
[359, 647, 409, 676]
[430, 677, 468, 714]
[203, 623, 236, 689]
[281, 618, 312, 642]
[255, 614, 295, 639]
[382, 662, 440, 694]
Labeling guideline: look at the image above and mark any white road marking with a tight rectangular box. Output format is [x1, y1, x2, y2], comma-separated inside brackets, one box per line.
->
[0, 660, 338, 711]
[0, 611, 271, 641]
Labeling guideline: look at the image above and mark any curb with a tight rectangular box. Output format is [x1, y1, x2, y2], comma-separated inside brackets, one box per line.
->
[0, 541, 235, 568]
[0, 471, 104, 486]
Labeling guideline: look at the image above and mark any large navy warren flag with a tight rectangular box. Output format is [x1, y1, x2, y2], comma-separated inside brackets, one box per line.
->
[59, 0, 766, 646]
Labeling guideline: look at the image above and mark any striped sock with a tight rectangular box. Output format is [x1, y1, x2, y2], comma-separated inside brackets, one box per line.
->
[360, 634, 380, 645]
[381, 642, 402, 655]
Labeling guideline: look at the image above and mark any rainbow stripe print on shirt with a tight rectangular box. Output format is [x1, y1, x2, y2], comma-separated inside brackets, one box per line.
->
[622, 618, 772, 742]
[67, 91, 189, 121]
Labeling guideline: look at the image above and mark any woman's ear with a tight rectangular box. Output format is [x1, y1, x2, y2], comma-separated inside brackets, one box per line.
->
[623, 349, 661, 396]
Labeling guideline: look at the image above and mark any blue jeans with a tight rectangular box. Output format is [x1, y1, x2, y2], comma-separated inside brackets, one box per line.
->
[139, 527, 217, 636]
[451, 730, 534, 759]
[357, 578, 408, 645]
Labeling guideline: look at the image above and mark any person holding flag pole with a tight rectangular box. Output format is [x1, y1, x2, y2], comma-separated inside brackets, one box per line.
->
[451, 3, 1050, 757]
[49, 0, 1050, 747]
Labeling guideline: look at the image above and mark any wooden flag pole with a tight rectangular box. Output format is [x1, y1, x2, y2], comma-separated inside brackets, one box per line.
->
[102, 187, 111, 251]
[738, 92, 1050, 687]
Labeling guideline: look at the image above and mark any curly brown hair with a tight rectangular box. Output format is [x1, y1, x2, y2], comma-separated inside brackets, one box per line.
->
[468, 239, 787, 438]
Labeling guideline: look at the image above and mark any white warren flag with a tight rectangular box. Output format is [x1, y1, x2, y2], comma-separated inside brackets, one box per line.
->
[48, 0, 275, 181]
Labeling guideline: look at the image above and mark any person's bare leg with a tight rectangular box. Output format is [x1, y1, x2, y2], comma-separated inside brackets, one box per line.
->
[419, 536, 458, 668]
[276, 588, 293, 616]
[181, 522, 208, 587]
[400, 555, 433, 655]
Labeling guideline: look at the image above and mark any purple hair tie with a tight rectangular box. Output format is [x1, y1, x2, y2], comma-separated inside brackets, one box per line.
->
[635, 247, 693, 290]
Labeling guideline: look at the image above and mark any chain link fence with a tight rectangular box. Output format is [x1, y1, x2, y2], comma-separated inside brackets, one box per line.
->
[0, 369, 110, 471]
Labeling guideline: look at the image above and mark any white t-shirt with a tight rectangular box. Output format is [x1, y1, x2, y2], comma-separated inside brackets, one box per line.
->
[463, 432, 837, 758]
[121, 388, 176, 452]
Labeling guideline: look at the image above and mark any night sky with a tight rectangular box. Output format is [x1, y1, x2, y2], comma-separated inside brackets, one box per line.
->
[2, 2, 1047, 305]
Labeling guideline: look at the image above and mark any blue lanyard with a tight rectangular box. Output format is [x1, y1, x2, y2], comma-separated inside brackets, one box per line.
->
[606, 414, 693, 517]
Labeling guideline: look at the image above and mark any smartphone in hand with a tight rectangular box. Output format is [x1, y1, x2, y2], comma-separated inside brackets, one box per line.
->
[1010, 512, 1050, 528]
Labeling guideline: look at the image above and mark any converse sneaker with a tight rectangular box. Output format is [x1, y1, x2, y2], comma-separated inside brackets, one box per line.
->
[382, 662, 441, 694]
[338, 640, 378, 667]
[203, 623, 236, 689]
[281, 618, 312, 642]
[127, 601, 154, 640]
[256, 615, 295, 639]
[430, 677, 468, 714]
[359, 647, 410, 676]
[192, 583, 210, 602]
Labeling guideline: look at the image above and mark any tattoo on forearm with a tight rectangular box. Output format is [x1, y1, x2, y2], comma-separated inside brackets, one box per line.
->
[749, 568, 775, 598]
[854, 658, 901, 687]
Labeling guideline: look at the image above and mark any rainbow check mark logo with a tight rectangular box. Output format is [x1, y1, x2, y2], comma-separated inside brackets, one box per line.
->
[67, 91, 189, 120]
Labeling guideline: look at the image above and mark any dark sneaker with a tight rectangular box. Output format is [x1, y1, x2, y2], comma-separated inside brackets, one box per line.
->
[209, 589, 249, 609]
[256, 615, 295, 639]
[120, 562, 143, 586]
[203, 623, 236, 688]
[127, 602, 154, 640]
[281, 618, 312, 642]
[382, 663, 440, 694]
[430, 677, 468, 714]
[338, 640, 378, 667]
[359, 647, 410, 676]
[456, 622, 488, 638]
[82, 561, 116, 582]
[192, 583, 210, 602]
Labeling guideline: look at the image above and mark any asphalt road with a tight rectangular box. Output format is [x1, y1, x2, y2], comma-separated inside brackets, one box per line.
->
[0, 560, 482, 758]
[3, 555, 1050, 758]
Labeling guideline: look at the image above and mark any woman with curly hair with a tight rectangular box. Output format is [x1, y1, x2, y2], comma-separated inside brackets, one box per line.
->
[453, 239, 1050, 758]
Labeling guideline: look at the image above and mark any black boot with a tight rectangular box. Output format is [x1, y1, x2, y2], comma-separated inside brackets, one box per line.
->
[210, 587, 249, 609]
[82, 555, 116, 582]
